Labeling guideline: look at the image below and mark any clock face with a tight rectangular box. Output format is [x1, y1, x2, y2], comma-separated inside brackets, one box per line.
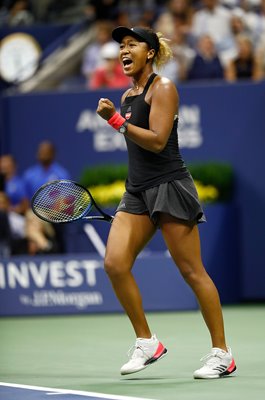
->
[0, 33, 41, 83]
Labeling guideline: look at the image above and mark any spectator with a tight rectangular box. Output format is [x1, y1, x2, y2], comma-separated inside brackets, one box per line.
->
[153, 11, 195, 83]
[220, 7, 251, 65]
[224, 34, 263, 81]
[0, 154, 29, 215]
[0, 191, 28, 257]
[23, 140, 71, 200]
[244, 0, 265, 45]
[23, 141, 71, 254]
[191, 0, 232, 56]
[25, 209, 59, 255]
[88, 42, 131, 89]
[168, 0, 194, 38]
[81, 20, 114, 85]
[0, 190, 59, 256]
[187, 34, 224, 80]
[7, 0, 34, 26]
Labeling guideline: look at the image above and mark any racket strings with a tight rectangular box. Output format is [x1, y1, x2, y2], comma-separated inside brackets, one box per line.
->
[33, 181, 92, 222]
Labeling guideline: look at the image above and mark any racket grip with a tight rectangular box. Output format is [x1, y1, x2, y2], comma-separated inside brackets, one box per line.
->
[108, 112, 126, 130]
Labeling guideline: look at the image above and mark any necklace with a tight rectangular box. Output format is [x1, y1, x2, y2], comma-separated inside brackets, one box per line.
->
[134, 73, 152, 90]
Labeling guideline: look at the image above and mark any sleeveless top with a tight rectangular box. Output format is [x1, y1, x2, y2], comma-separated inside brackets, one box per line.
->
[234, 58, 253, 79]
[120, 73, 189, 193]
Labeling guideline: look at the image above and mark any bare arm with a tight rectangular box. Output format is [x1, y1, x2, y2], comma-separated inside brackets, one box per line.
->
[97, 77, 179, 153]
[10, 198, 29, 215]
[224, 61, 237, 82]
[252, 56, 264, 81]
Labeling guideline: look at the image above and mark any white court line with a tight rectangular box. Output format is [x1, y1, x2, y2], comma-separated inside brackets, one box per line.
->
[0, 382, 155, 400]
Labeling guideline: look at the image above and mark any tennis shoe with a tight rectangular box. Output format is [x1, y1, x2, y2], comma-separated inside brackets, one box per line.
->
[193, 347, 236, 379]
[120, 334, 167, 375]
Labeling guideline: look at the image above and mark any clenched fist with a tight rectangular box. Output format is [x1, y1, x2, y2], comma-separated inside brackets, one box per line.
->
[97, 98, 116, 121]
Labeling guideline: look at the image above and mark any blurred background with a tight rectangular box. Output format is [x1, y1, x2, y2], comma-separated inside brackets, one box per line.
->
[0, 0, 264, 317]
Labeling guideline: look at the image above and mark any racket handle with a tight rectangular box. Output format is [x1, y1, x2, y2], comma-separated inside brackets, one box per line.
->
[83, 215, 114, 223]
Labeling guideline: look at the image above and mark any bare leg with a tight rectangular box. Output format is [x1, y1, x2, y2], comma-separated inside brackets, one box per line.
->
[160, 213, 227, 351]
[104, 211, 156, 338]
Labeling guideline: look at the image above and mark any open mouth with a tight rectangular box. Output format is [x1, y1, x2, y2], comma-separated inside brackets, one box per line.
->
[122, 58, 133, 68]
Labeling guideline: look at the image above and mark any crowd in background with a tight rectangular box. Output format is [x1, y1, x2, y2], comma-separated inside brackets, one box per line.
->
[0, 0, 265, 86]
[80, 0, 265, 87]
[0, 142, 71, 257]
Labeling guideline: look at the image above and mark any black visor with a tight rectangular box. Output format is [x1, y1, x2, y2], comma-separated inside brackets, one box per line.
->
[112, 26, 159, 53]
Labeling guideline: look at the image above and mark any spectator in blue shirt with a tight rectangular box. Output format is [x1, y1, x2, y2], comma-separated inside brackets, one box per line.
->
[0, 154, 29, 215]
[187, 34, 224, 81]
[23, 141, 71, 254]
[23, 140, 71, 199]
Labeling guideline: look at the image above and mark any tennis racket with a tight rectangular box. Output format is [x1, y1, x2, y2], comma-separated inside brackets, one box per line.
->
[31, 180, 114, 224]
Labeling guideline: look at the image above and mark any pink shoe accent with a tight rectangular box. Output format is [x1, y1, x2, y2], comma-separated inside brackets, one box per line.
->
[144, 342, 167, 366]
[227, 358, 236, 373]
[153, 342, 165, 359]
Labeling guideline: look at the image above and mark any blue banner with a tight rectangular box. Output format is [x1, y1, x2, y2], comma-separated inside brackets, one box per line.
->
[0, 253, 198, 316]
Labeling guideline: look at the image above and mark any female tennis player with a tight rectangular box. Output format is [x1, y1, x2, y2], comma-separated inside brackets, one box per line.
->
[96, 26, 236, 379]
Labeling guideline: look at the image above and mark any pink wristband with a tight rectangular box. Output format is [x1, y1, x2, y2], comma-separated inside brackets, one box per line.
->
[108, 112, 126, 130]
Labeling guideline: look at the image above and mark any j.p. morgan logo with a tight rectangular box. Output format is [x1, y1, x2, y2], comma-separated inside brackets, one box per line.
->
[0, 259, 105, 310]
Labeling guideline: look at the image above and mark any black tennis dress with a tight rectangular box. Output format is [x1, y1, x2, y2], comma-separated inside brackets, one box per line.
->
[117, 73, 206, 224]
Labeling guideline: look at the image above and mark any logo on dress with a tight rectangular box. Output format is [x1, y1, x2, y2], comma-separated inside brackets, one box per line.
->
[125, 106, 131, 120]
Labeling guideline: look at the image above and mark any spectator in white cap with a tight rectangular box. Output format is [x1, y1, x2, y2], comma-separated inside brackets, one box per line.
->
[88, 42, 131, 89]
[81, 20, 114, 86]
